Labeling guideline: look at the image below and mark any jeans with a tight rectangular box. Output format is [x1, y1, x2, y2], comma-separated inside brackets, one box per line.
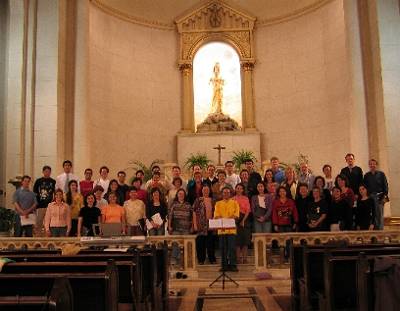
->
[50, 227, 67, 237]
[149, 226, 165, 236]
[371, 193, 384, 230]
[219, 234, 236, 268]
[196, 234, 216, 263]
[254, 220, 272, 233]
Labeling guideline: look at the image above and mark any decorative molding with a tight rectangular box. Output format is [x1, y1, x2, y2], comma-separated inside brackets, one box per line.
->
[176, 0, 255, 62]
[90, 0, 175, 31]
[256, 0, 334, 27]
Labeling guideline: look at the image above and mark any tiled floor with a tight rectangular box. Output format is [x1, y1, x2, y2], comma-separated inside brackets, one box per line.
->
[169, 268, 291, 311]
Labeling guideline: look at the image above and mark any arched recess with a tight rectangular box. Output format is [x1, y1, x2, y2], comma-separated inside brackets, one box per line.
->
[175, 0, 257, 133]
[193, 41, 242, 129]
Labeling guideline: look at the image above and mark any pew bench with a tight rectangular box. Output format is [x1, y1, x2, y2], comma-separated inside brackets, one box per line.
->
[0, 260, 118, 311]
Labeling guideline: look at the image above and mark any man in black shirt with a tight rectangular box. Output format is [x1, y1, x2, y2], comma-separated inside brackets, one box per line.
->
[340, 153, 363, 196]
[33, 166, 56, 235]
[363, 159, 389, 230]
[245, 159, 262, 198]
[117, 171, 129, 202]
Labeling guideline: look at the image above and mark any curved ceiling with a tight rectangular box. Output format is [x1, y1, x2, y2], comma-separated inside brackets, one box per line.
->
[91, 0, 333, 29]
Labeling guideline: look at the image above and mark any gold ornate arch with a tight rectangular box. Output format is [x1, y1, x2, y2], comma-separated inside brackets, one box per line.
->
[175, 0, 257, 132]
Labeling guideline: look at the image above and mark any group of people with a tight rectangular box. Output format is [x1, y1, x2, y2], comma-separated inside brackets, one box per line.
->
[12, 153, 388, 271]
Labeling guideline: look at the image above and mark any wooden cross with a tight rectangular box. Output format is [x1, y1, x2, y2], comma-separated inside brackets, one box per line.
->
[213, 144, 226, 166]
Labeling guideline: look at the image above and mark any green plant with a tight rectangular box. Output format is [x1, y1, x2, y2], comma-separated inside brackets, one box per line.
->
[279, 153, 311, 175]
[232, 149, 256, 170]
[184, 153, 211, 170]
[0, 207, 16, 232]
[128, 159, 163, 183]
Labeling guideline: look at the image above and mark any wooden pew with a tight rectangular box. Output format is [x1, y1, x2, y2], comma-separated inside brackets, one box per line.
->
[321, 253, 400, 311]
[1, 243, 170, 311]
[0, 260, 118, 311]
[0, 277, 72, 311]
[291, 243, 400, 311]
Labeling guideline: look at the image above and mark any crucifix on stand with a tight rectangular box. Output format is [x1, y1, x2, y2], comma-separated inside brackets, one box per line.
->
[213, 144, 226, 166]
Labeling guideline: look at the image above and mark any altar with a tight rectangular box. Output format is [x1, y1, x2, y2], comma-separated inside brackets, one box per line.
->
[177, 131, 261, 167]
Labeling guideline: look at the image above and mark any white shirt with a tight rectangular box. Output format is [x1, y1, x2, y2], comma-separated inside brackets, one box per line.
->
[93, 178, 110, 197]
[55, 172, 80, 193]
[225, 173, 241, 189]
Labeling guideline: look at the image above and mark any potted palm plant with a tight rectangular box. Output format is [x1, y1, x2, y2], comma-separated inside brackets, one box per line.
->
[0, 207, 16, 237]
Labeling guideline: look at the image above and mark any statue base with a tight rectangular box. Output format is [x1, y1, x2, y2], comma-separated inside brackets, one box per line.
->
[196, 112, 241, 133]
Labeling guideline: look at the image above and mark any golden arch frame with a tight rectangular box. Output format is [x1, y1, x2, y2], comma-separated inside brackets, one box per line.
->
[175, 0, 257, 132]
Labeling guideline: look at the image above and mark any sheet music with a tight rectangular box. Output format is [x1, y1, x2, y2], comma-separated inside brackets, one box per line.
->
[208, 218, 236, 229]
[151, 213, 163, 226]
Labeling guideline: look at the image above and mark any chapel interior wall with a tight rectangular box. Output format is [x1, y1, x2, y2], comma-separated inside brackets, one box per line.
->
[87, 3, 181, 177]
[254, 0, 367, 176]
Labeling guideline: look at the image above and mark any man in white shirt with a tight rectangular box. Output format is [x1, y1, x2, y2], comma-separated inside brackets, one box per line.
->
[55, 160, 80, 193]
[93, 166, 110, 197]
[225, 161, 241, 189]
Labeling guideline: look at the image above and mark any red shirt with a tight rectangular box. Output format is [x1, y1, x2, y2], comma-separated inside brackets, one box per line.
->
[272, 198, 298, 226]
[80, 180, 94, 197]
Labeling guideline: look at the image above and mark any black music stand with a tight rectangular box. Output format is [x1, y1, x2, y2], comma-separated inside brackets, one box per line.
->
[209, 223, 239, 289]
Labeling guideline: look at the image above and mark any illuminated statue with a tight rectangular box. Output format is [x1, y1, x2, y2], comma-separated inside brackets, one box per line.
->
[209, 62, 224, 114]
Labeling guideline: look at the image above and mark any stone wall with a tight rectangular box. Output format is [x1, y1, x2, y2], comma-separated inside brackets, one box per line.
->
[254, 0, 369, 175]
[88, 3, 181, 176]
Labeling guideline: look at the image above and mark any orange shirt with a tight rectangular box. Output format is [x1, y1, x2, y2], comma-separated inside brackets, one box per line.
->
[101, 204, 125, 223]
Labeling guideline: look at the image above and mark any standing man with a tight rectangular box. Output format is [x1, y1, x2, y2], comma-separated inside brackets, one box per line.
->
[204, 164, 218, 187]
[340, 153, 363, 196]
[214, 187, 240, 272]
[225, 161, 241, 189]
[245, 159, 262, 198]
[93, 166, 110, 197]
[80, 168, 94, 197]
[363, 159, 389, 230]
[270, 157, 285, 184]
[13, 175, 37, 237]
[55, 160, 80, 193]
[298, 162, 315, 190]
[117, 171, 130, 202]
[33, 166, 56, 235]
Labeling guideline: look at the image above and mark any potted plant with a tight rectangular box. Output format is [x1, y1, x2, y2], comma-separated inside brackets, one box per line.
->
[0, 207, 16, 237]
[232, 149, 256, 170]
[128, 159, 163, 183]
[184, 153, 211, 171]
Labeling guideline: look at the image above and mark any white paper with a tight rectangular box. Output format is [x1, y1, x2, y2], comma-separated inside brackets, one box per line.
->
[208, 219, 222, 229]
[20, 213, 37, 226]
[145, 219, 154, 230]
[151, 213, 164, 226]
[208, 218, 236, 229]
[222, 218, 236, 229]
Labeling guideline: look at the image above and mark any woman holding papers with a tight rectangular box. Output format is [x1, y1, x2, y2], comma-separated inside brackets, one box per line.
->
[146, 188, 168, 235]
[233, 183, 251, 264]
[193, 184, 216, 265]
[168, 189, 193, 265]
[251, 182, 273, 233]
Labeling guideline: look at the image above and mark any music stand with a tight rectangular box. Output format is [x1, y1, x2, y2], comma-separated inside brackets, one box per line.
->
[208, 219, 239, 289]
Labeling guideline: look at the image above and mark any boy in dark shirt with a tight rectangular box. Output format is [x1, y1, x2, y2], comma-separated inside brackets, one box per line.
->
[33, 166, 56, 235]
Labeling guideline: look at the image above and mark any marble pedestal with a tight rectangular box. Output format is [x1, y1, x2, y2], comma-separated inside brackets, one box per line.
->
[177, 131, 261, 167]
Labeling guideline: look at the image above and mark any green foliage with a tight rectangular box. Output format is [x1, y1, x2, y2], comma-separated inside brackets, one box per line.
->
[184, 153, 211, 170]
[232, 149, 256, 170]
[0, 207, 16, 232]
[279, 153, 311, 175]
[128, 159, 163, 182]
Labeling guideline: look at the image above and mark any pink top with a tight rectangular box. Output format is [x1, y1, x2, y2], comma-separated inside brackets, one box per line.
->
[233, 195, 251, 214]
[44, 202, 71, 231]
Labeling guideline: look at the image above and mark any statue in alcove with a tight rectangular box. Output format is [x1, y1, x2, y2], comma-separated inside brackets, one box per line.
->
[210, 62, 224, 114]
[197, 62, 241, 133]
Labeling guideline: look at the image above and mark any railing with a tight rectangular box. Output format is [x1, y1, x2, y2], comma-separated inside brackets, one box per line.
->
[1, 231, 400, 274]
